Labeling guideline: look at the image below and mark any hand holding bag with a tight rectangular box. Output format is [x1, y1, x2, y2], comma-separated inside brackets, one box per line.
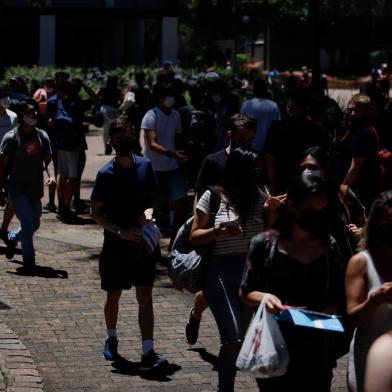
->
[236, 294, 289, 378]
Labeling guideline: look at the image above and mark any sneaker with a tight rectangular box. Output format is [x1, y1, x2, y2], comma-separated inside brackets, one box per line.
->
[5, 237, 17, 260]
[139, 350, 168, 371]
[185, 308, 200, 345]
[0, 230, 9, 246]
[42, 202, 57, 213]
[103, 337, 119, 360]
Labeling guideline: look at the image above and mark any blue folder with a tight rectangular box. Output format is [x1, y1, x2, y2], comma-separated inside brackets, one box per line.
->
[275, 309, 345, 333]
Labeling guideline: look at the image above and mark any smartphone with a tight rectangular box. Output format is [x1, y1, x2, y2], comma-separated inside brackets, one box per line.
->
[220, 220, 240, 228]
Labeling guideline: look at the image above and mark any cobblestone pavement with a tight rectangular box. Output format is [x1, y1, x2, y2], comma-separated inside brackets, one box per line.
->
[0, 134, 348, 391]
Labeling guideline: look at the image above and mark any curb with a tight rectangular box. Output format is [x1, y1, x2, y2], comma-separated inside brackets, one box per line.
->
[0, 322, 43, 392]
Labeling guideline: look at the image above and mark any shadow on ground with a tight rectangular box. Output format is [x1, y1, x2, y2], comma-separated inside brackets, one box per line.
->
[188, 348, 218, 371]
[5, 260, 68, 279]
[110, 356, 181, 382]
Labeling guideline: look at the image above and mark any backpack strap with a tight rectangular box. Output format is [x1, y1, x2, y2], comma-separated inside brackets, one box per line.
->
[207, 186, 221, 228]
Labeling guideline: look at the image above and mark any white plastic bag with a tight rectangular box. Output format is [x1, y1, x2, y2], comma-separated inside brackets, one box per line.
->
[120, 91, 136, 110]
[236, 295, 289, 378]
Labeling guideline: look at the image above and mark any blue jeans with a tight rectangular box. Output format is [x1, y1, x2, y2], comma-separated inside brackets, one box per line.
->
[8, 194, 42, 264]
[203, 255, 252, 392]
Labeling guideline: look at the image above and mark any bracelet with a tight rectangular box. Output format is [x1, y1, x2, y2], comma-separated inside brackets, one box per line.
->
[370, 294, 381, 306]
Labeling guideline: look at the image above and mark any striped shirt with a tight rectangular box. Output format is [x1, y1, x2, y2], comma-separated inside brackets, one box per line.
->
[197, 190, 266, 256]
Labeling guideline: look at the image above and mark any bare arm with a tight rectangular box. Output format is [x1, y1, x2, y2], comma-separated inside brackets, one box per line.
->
[365, 332, 392, 392]
[143, 129, 186, 162]
[346, 253, 382, 327]
[343, 156, 364, 187]
[190, 209, 217, 246]
[239, 289, 284, 314]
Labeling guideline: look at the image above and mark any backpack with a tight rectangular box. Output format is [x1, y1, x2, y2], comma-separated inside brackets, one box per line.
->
[52, 98, 79, 151]
[167, 187, 221, 293]
[378, 149, 392, 191]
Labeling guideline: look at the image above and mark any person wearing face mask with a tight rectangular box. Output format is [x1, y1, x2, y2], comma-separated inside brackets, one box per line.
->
[345, 191, 392, 392]
[240, 173, 344, 392]
[0, 84, 19, 248]
[184, 113, 257, 346]
[300, 146, 367, 268]
[0, 99, 52, 269]
[264, 86, 322, 195]
[141, 82, 187, 242]
[91, 124, 168, 370]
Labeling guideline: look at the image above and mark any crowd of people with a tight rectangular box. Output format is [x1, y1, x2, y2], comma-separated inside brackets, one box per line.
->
[0, 63, 391, 391]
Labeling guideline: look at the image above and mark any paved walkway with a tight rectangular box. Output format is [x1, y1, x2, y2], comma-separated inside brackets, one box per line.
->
[0, 134, 347, 391]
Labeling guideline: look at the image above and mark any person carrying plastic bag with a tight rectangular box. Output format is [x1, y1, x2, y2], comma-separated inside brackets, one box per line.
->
[239, 173, 345, 392]
[236, 294, 289, 376]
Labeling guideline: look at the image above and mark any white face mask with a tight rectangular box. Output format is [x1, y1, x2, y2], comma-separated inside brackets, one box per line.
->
[212, 94, 222, 104]
[163, 96, 175, 108]
[23, 114, 38, 127]
[0, 97, 11, 109]
[303, 168, 322, 177]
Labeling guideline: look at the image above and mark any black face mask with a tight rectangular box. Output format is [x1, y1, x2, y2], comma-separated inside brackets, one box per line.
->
[297, 209, 329, 237]
[113, 141, 133, 157]
[376, 223, 392, 247]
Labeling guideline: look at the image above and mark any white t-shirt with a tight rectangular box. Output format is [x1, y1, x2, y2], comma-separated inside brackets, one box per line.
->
[0, 109, 18, 142]
[197, 190, 265, 256]
[141, 107, 182, 172]
[241, 98, 280, 152]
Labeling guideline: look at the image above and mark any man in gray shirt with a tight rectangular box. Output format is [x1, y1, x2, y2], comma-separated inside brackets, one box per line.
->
[0, 99, 52, 269]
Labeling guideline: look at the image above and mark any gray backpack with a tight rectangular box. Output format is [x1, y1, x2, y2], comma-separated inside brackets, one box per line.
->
[168, 187, 221, 293]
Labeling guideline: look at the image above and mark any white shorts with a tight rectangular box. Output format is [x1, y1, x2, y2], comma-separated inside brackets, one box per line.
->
[57, 147, 80, 178]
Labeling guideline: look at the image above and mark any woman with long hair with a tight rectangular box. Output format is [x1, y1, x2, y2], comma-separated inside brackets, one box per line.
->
[240, 173, 343, 391]
[190, 147, 266, 392]
[346, 191, 392, 392]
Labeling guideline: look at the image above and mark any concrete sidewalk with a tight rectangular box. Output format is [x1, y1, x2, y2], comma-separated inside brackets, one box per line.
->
[0, 134, 347, 391]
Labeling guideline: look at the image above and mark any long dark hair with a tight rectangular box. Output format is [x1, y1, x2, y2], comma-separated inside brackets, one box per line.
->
[220, 147, 260, 225]
[274, 173, 330, 239]
[361, 190, 392, 251]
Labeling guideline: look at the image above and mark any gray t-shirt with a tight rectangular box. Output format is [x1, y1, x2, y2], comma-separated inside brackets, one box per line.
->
[0, 127, 51, 199]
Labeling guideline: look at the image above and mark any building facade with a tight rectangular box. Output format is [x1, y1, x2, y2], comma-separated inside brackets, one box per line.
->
[0, 0, 178, 68]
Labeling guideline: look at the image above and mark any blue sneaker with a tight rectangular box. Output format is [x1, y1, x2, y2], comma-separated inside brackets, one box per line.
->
[103, 337, 119, 360]
[139, 350, 168, 371]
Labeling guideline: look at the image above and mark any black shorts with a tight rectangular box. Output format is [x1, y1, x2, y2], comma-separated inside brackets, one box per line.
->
[99, 237, 159, 292]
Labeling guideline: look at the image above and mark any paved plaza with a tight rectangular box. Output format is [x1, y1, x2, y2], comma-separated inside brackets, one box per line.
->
[0, 133, 348, 391]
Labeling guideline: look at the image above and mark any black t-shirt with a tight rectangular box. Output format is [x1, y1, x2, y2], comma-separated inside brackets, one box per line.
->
[195, 149, 228, 196]
[265, 116, 322, 194]
[241, 232, 343, 311]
